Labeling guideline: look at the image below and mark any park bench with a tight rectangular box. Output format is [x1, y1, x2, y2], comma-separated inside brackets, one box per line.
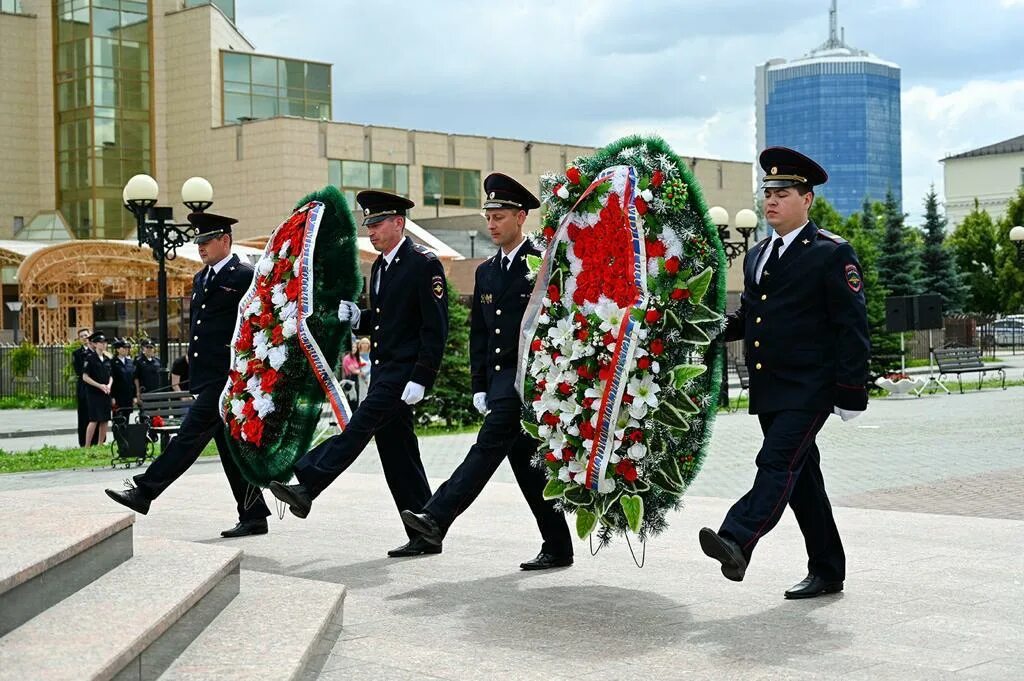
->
[138, 390, 195, 455]
[730, 360, 750, 413]
[933, 347, 1006, 394]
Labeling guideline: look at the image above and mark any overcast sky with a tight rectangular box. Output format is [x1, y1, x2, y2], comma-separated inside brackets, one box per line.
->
[236, 0, 1024, 223]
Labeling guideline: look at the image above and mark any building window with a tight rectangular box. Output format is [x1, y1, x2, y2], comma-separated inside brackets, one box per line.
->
[423, 167, 480, 208]
[12, 216, 24, 235]
[0, 0, 24, 13]
[221, 51, 331, 125]
[184, 0, 235, 23]
[328, 160, 409, 208]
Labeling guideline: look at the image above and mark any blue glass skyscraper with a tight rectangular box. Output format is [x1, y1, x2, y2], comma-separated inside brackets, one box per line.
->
[755, 1, 901, 216]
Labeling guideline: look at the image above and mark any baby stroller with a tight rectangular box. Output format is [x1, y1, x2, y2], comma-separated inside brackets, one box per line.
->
[110, 408, 155, 468]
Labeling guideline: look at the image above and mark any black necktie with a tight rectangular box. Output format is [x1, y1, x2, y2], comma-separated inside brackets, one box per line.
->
[203, 267, 213, 290]
[760, 237, 784, 283]
[501, 255, 511, 273]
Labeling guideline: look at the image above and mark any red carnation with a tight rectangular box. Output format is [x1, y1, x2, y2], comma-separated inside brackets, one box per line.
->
[574, 312, 588, 326]
[650, 339, 665, 355]
[582, 397, 596, 410]
[542, 412, 559, 427]
[229, 418, 242, 440]
[566, 166, 581, 185]
[537, 379, 547, 391]
[567, 224, 581, 240]
[598, 363, 613, 381]
[628, 430, 644, 443]
[260, 368, 280, 393]
[258, 312, 274, 329]
[651, 170, 664, 187]
[602, 331, 616, 347]
[533, 392, 543, 402]
[670, 288, 689, 301]
[272, 257, 291, 280]
[231, 377, 246, 394]
[557, 382, 572, 396]
[547, 285, 561, 303]
[246, 359, 263, 374]
[622, 393, 634, 404]
[637, 356, 652, 370]
[242, 416, 264, 446]
[577, 364, 595, 380]
[271, 325, 285, 346]
[531, 338, 542, 352]
[543, 226, 555, 240]
[646, 240, 667, 258]
[242, 399, 257, 420]
[545, 451, 558, 463]
[579, 420, 596, 440]
[575, 328, 589, 342]
[664, 257, 681, 275]
[645, 309, 661, 324]
[616, 459, 638, 482]
[635, 196, 648, 215]
[285, 276, 302, 301]
[562, 448, 574, 462]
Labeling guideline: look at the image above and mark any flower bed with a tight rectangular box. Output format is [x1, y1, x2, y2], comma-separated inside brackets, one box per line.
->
[519, 136, 728, 544]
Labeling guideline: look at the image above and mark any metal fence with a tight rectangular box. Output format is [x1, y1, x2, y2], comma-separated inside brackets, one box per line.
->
[0, 342, 190, 398]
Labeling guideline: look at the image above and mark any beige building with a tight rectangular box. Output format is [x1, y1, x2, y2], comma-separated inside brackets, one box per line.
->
[0, 0, 754, 341]
[942, 134, 1024, 227]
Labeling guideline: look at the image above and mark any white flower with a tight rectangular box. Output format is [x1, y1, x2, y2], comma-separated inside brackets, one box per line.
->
[253, 329, 269, 348]
[568, 459, 587, 478]
[279, 301, 298, 321]
[651, 361, 660, 375]
[556, 185, 570, 200]
[627, 374, 661, 408]
[557, 466, 571, 482]
[537, 314, 550, 325]
[282, 318, 298, 338]
[292, 258, 301, 277]
[271, 283, 288, 308]
[254, 343, 269, 361]
[234, 358, 249, 374]
[252, 392, 276, 418]
[230, 399, 246, 418]
[256, 257, 274, 276]
[566, 424, 580, 437]
[538, 424, 551, 439]
[597, 476, 616, 495]
[627, 400, 649, 421]
[594, 298, 626, 333]
[640, 188, 654, 202]
[627, 442, 647, 460]
[547, 317, 575, 347]
[278, 240, 291, 259]
[244, 298, 262, 317]
[267, 345, 288, 370]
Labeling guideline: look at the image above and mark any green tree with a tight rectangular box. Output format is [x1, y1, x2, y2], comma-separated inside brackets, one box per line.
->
[418, 282, 481, 428]
[809, 195, 844, 232]
[949, 200, 1002, 314]
[994, 186, 1024, 313]
[918, 186, 966, 313]
[876, 190, 922, 298]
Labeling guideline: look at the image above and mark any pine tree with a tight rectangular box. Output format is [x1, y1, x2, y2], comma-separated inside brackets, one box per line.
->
[948, 200, 1002, 314]
[417, 282, 480, 428]
[918, 186, 966, 313]
[876, 190, 922, 298]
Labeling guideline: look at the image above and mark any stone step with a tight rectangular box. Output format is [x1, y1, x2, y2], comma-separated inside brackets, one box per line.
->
[0, 537, 241, 681]
[159, 570, 346, 681]
[0, 506, 134, 637]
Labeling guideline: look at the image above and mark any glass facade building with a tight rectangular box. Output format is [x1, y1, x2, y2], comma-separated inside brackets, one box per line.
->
[328, 159, 409, 207]
[221, 51, 330, 125]
[55, 0, 151, 239]
[755, 7, 902, 217]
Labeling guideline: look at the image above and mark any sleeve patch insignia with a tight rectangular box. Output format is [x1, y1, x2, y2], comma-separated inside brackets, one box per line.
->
[432, 275, 445, 300]
[845, 264, 862, 292]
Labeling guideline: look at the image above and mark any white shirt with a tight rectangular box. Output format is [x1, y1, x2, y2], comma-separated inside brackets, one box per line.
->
[499, 237, 527, 268]
[203, 253, 233, 288]
[755, 222, 808, 283]
[375, 236, 406, 293]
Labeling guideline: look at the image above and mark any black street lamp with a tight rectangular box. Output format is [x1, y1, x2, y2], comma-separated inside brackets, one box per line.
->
[122, 174, 213, 383]
[1011, 225, 1024, 262]
[708, 206, 760, 409]
[467, 230, 478, 258]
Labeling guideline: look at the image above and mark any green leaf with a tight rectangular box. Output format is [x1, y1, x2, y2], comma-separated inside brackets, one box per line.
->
[686, 267, 714, 304]
[542, 478, 566, 501]
[563, 484, 593, 507]
[576, 508, 598, 539]
[653, 401, 691, 431]
[521, 420, 540, 440]
[619, 495, 644, 534]
[688, 303, 723, 323]
[679, 321, 711, 346]
[666, 391, 700, 415]
[663, 309, 683, 331]
[670, 363, 707, 389]
[650, 458, 684, 493]
[525, 254, 543, 275]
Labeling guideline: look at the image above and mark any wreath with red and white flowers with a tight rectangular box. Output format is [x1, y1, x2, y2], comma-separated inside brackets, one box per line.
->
[520, 136, 728, 545]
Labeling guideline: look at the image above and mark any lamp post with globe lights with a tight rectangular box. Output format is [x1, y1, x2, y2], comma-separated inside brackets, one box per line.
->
[122, 174, 213, 379]
[1010, 225, 1024, 263]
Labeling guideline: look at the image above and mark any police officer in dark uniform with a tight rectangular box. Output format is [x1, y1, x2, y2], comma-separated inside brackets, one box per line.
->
[134, 339, 162, 399]
[699, 147, 870, 599]
[106, 212, 271, 538]
[269, 191, 449, 558]
[82, 332, 113, 446]
[110, 338, 136, 421]
[72, 327, 97, 446]
[401, 173, 573, 570]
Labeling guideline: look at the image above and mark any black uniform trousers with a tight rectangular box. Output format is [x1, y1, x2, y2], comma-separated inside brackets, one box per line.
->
[422, 397, 572, 556]
[76, 380, 98, 447]
[133, 384, 270, 522]
[718, 409, 845, 582]
[293, 376, 431, 540]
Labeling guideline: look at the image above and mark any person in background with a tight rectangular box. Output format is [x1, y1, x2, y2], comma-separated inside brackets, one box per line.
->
[170, 354, 190, 393]
[134, 339, 162, 400]
[356, 336, 372, 402]
[82, 332, 113, 446]
[341, 342, 363, 408]
[110, 338, 136, 422]
[72, 328, 98, 446]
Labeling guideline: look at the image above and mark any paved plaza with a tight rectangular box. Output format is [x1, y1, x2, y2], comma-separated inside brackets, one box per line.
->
[1, 387, 1022, 679]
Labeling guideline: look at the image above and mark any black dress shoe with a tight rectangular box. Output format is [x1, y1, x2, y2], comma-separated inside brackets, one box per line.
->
[268, 481, 312, 519]
[698, 527, 747, 582]
[400, 510, 443, 545]
[387, 537, 442, 557]
[784, 574, 844, 599]
[220, 520, 269, 538]
[520, 552, 574, 571]
[105, 481, 151, 515]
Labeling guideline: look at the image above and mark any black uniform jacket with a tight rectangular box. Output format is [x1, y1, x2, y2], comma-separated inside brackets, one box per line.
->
[72, 345, 91, 381]
[188, 254, 254, 392]
[134, 354, 162, 393]
[85, 351, 112, 386]
[724, 221, 870, 414]
[470, 240, 539, 400]
[111, 357, 136, 407]
[353, 238, 449, 390]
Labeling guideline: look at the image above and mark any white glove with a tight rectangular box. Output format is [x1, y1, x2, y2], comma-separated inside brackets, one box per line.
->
[401, 381, 425, 405]
[473, 392, 488, 415]
[337, 301, 361, 326]
[833, 407, 863, 422]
